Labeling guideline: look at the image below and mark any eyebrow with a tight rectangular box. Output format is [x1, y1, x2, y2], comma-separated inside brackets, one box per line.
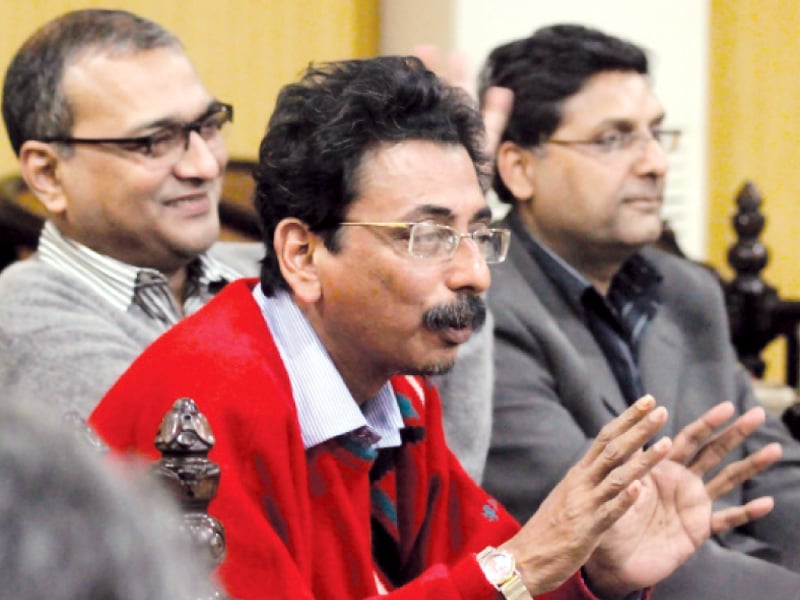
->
[402, 203, 493, 224]
[129, 100, 221, 134]
[473, 206, 493, 222]
[595, 112, 667, 132]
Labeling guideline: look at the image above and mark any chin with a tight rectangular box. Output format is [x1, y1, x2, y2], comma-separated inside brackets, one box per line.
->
[182, 228, 220, 255]
[619, 224, 662, 249]
[408, 358, 458, 377]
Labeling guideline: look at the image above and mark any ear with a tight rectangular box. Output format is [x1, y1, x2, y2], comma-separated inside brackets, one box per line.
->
[495, 140, 537, 203]
[18, 141, 68, 214]
[273, 218, 322, 303]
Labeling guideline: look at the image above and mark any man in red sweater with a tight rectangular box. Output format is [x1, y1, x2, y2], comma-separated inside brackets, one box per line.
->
[91, 56, 778, 600]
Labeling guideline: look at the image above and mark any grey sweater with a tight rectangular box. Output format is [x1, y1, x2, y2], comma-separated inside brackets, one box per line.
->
[0, 242, 262, 418]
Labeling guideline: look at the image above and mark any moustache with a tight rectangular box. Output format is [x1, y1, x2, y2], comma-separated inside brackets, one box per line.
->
[422, 294, 487, 333]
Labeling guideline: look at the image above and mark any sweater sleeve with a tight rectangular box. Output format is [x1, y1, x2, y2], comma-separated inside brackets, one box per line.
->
[0, 260, 162, 418]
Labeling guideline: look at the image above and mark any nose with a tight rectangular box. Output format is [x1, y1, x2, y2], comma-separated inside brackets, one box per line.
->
[444, 236, 491, 294]
[633, 135, 669, 177]
[173, 130, 226, 180]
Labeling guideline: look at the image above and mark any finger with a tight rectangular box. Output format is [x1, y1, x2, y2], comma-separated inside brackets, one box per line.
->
[445, 50, 473, 95]
[482, 86, 514, 156]
[582, 395, 664, 466]
[412, 45, 511, 158]
[589, 478, 645, 536]
[413, 44, 441, 73]
[413, 45, 474, 93]
[705, 442, 782, 500]
[710, 496, 774, 534]
[589, 437, 672, 535]
[687, 406, 766, 476]
[669, 401, 735, 464]
[594, 436, 672, 503]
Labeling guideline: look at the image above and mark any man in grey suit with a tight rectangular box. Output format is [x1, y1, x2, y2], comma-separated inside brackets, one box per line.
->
[481, 24, 800, 598]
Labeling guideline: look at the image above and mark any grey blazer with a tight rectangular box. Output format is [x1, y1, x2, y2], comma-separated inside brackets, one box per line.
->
[485, 212, 800, 598]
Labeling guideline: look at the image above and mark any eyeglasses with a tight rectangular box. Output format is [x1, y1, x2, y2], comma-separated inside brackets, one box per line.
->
[545, 128, 681, 155]
[38, 102, 233, 162]
[339, 221, 511, 263]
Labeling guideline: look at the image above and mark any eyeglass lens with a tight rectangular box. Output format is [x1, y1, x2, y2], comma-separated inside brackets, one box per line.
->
[409, 222, 508, 263]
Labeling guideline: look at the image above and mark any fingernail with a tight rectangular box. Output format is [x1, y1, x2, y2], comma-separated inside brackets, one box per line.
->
[635, 395, 655, 411]
[653, 436, 671, 452]
[648, 406, 667, 423]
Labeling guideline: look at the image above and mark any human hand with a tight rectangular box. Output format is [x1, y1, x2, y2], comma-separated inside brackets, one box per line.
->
[584, 401, 780, 599]
[499, 395, 673, 596]
[413, 44, 513, 157]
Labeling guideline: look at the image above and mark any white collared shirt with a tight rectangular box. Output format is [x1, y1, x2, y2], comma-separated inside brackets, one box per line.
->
[252, 286, 404, 450]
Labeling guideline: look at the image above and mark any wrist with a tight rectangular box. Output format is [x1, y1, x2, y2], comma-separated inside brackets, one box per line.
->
[476, 546, 532, 600]
[582, 562, 639, 600]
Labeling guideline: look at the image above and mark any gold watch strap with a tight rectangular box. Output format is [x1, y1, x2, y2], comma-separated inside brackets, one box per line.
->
[498, 574, 532, 600]
[476, 547, 532, 600]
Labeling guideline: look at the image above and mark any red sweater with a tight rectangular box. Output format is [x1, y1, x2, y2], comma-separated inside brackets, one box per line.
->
[91, 279, 603, 600]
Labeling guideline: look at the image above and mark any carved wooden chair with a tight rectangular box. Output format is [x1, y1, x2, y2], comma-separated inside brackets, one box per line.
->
[724, 181, 800, 386]
[218, 159, 260, 241]
[151, 398, 227, 578]
[722, 181, 800, 436]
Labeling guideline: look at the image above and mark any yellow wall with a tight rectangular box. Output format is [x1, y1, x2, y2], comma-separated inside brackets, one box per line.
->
[0, 0, 378, 177]
[709, 0, 800, 380]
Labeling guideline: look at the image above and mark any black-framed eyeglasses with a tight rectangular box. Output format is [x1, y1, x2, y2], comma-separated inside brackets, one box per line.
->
[38, 102, 233, 160]
[339, 221, 511, 263]
[545, 128, 681, 155]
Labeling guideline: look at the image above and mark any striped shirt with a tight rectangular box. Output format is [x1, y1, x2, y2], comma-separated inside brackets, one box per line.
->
[37, 221, 243, 330]
[253, 286, 404, 451]
[508, 210, 662, 406]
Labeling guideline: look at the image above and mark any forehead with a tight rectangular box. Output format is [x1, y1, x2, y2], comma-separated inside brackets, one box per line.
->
[350, 140, 487, 221]
[557, 71, 664, 131]
[61, 46, 213, 132]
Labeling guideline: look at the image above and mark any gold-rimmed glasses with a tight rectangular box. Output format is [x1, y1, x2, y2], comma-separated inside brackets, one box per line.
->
[339, 221, 511, 263]
[545, 128, 681, 156]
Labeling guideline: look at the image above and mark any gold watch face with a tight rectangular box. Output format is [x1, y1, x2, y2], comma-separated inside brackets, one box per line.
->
[481, 550, 515, 585]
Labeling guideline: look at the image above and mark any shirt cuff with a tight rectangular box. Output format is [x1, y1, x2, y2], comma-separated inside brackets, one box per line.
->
[579, 568, 649, 600]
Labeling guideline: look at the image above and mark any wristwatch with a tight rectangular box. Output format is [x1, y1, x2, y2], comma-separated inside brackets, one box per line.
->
[476, 546, 532, 600]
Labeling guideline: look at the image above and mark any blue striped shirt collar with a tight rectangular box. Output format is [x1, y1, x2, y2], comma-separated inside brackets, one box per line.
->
[252, 286, 404, 450]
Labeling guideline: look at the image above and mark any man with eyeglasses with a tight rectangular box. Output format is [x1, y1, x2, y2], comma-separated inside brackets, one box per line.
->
[479, 24, 800, 598]
[0, 10, 260, 418]
[91, 55, 779, 600]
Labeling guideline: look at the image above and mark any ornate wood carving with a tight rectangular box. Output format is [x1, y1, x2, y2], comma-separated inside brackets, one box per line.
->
[724, 181, 800, 386]
[152, 398, 228, 599]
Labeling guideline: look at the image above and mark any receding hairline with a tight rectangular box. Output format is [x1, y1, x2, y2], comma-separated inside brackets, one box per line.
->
[57, 44, 199, 120]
